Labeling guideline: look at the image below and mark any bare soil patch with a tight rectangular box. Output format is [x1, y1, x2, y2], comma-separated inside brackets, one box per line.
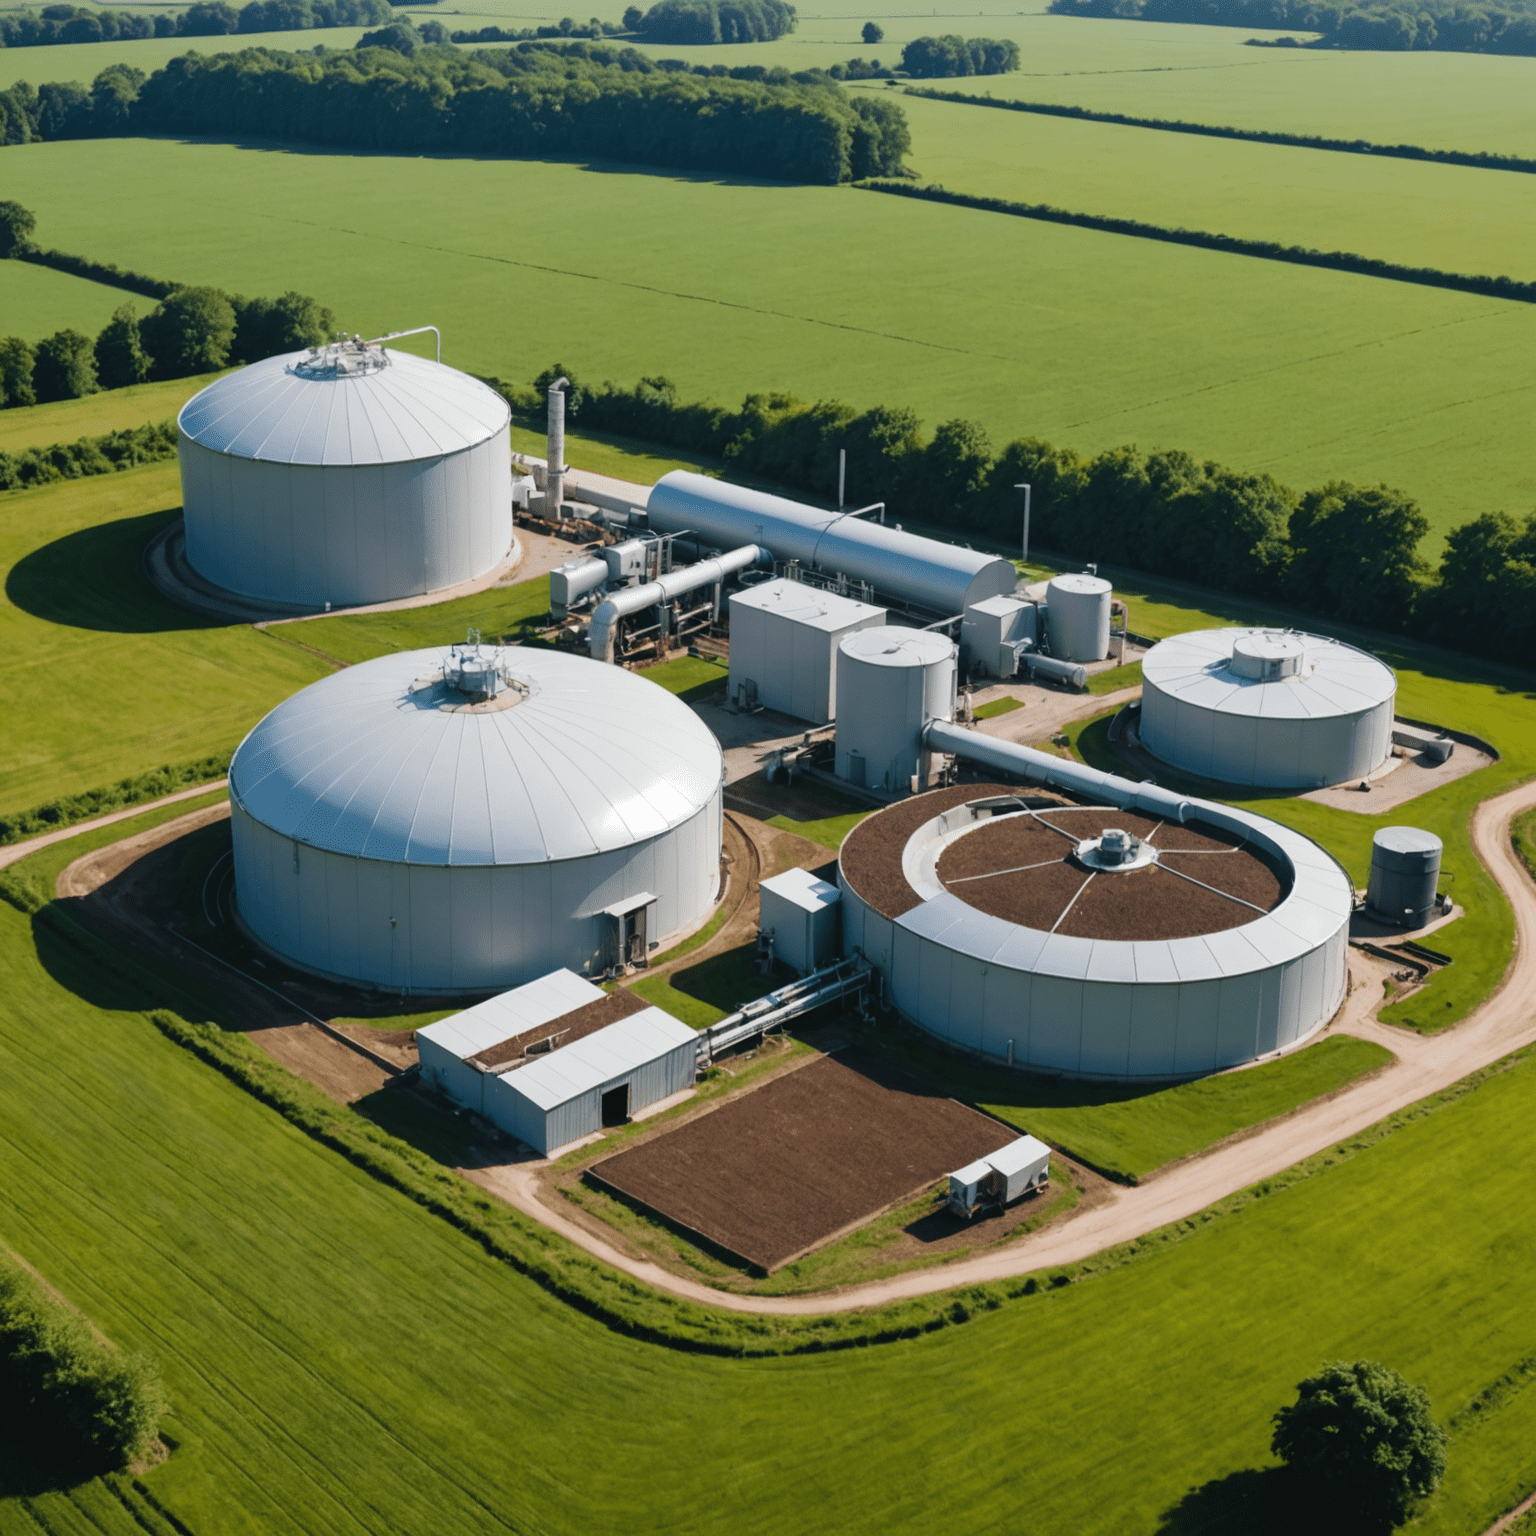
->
[587, 1050, 1017, 1272]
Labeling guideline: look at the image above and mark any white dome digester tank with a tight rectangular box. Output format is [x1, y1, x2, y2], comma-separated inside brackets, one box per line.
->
[834, 626, 957, 792]
[177, 338, 512, 610]
[1139, 627, 1396, 789]
[1045, 573, 1113, 663]
[228, 645, 724, 993]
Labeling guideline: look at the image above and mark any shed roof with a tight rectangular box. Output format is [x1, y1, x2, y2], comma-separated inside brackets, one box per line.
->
[986, 1135, 1052, 1177]
[178, 347, 510, 465]
[417, 969, 602, 1062]
[730, 578, 885, 632]
[760, 866, 841, 916]
[501, 1009, 698, 1112]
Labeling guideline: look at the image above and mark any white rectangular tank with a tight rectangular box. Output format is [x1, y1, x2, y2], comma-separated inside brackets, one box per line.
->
[728, 578, 886, 724]
[963, 595, 1038, 679]
[758, 866, 841, 975]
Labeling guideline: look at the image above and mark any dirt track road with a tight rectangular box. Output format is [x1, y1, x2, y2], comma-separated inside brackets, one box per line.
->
[482, 775, 1536, 1316]
[0, 780, 228, 873]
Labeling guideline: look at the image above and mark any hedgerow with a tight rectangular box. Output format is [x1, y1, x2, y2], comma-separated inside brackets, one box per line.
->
[0, 420, 178, 491]
[0, 754, 231, 845]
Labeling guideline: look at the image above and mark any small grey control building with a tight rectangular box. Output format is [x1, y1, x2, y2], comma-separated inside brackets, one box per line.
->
[728, 578, 885, 722]
[417, 970, 697, 1155]
[758, 867, 841, 975]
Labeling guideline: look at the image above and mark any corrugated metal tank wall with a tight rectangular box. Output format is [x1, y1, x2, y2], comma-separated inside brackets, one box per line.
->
[181, 434, 511, 609]
[231, 789, 721, 994]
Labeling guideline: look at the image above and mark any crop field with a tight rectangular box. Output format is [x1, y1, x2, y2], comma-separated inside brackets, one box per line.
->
[5, 141, 1534, 535]
[893, 91, 1536, 280]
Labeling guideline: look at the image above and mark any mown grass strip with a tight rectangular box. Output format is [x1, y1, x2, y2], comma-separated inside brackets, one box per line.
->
[903, 87, 1536, 176]
[858, 179, 1536, 303]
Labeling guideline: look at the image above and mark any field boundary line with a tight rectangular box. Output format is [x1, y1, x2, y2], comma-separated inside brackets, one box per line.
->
[857, 180, 1536, 304]
[903, 88, 1536, 177]
[0, 780, 228, 873]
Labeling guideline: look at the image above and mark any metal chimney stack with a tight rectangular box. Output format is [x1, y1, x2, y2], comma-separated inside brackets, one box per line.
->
[546, 377, 568, 518]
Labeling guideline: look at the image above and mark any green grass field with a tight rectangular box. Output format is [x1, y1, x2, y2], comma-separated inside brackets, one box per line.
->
[894, 90, 1536, 280]
[0, 370, 223, 452]
[5, 815, 1536, 1530]
[0, 258, 143, 346]
[4, 139, 1533, 537]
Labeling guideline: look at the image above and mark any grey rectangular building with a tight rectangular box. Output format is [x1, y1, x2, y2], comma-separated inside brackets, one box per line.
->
[728, 578, 885, 724]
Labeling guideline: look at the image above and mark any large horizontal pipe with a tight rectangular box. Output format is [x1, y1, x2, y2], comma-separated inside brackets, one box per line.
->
[589, 543, 769, 663]
[647, 471, 1016, 618]
[923, 719, 1195, 825]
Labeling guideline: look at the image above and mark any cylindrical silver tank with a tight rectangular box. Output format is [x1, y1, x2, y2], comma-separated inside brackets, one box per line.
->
[1046, 573, 1113, 663]
[835, 627, 956, 792]
[549, 556, 607, 617]
[647, 471, 1016, 618]
[1366, 826, 1442, 928]
[546, 378, 567, 514]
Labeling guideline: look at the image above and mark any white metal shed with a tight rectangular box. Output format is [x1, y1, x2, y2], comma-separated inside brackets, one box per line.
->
[758, 866, 841, 975]
[488, 1008, 698, 1155]
[727, 578, 885, 723]
[416, 969, 602, 1114]
[948, 1134, 1051, 1215]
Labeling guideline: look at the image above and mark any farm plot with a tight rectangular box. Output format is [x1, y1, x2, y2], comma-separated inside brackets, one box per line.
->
[3, 140, 1534, 533]
[588, 1051, 1018, 1271]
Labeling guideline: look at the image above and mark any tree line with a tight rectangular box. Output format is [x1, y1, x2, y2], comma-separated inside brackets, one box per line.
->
[493, 367, 1536, 667]
[624, 0, 797, 43]
[903, 87, 1536, 176]
[0, 202, 335, 410]
[0, 1253, 165, 1481]
[0, 0, 390, 49]
[1049, 0, 1536, 54]
[899, 35, 1021, 74]
[0, 419, 177, 492]
[860, 180, 1536, 305]
[0, 42, 911, 183]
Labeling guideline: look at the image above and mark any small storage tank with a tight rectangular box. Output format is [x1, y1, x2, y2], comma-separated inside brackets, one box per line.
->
[1046, 573, 1113, 663]
[1366, 827, 1442, 928]
[835, 626, 956, 792]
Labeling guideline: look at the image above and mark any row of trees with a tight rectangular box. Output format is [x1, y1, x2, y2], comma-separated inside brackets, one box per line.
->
[1, 44, 911, 183]
[498, 367, 1536, 667]
[0, 419, 176, 491]
[0, 1255, 165, 1480]
[623, 0, 797, 43]
[0, 0, 390, 49]
[899, 34, 1022, 74]
[1049, 0, 1536, 54]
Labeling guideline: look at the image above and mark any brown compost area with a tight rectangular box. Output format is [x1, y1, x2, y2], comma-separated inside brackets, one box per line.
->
[586, 1051, 1016, 1272]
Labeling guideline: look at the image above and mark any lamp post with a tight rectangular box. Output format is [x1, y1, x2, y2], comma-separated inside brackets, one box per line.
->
[1015, 482, 1031, 567]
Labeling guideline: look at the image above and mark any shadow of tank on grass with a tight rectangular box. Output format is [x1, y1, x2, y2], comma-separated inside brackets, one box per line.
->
[5, 508, 223, 634]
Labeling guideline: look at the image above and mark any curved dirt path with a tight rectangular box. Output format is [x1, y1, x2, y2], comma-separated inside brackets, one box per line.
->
[482, 775, 1536, 1316]
[0, 780, 228, 873]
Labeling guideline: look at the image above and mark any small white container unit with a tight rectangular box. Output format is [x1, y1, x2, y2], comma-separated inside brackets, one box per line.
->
[728, 578, 886, 723]
[962, 594, 1038, 680]
[488, 1008, 698, 1155]
[758, 867, 841, 975]
[416, 968, 603, 1114]
[178, 341, 512, 609]
[947, 1134, 1051, 1217]
[834, 626, 957, 792]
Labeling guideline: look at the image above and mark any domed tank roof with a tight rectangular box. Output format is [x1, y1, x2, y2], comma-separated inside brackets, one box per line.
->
[1142, 628, 1394, 719]
[839, 625, 954, 668]
[178, 344, 510, 466]
[230, 647, 723, 866]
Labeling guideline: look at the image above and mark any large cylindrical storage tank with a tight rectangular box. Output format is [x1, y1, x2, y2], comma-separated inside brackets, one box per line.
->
[1046, 573, 1112, 662]
[178, 342, 512, 609]
[835, 627, 956, 792]
[646, 471, 1016, 617]
[838, 784, 1353, 1081]
[1140, 628, 1396, 789]
[228, 646, 724, 993]
[1366, 827, 1442, 927]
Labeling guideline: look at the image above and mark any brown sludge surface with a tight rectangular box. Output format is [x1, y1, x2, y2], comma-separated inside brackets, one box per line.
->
[935, 808, 1285, 941]
[838, 783, 1066, 919]
[587, 1051, 1015, 1272]
[472, 989, 649, 1071]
